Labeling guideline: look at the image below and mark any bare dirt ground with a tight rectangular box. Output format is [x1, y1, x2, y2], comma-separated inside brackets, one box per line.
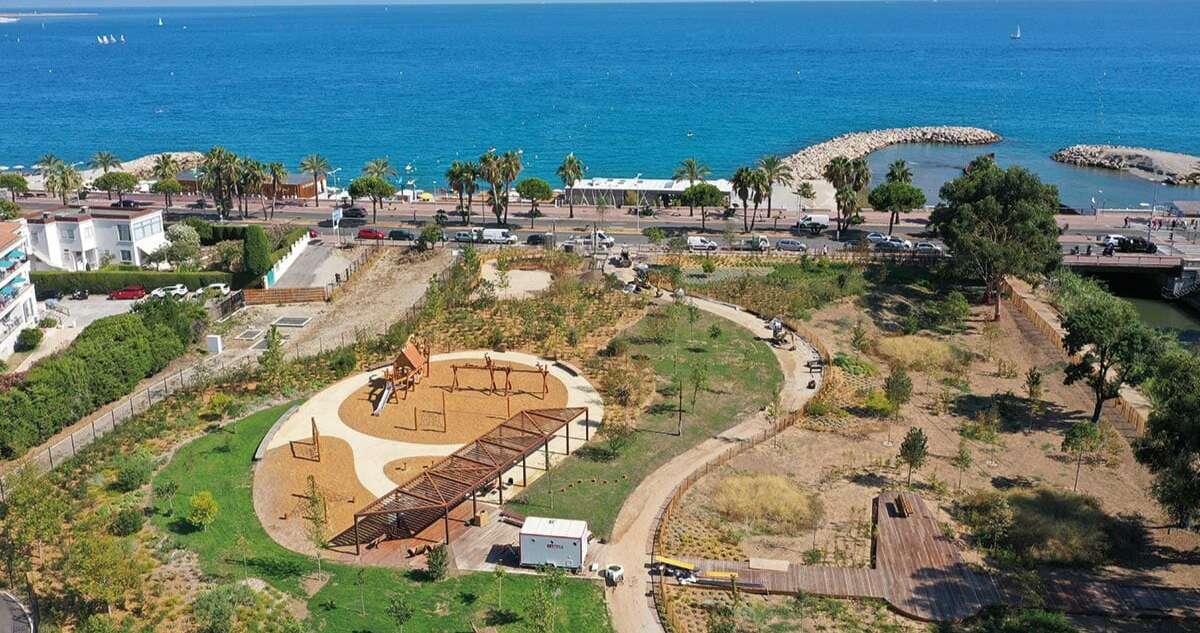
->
[663, 295, 1200, 591]
[282, 248, 454, 357]
[481, 259, 553, 299]
[336, 358, 568, 444]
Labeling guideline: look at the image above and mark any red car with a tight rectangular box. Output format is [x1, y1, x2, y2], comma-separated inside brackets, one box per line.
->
[108, 285, 146, 300]
[357, 228, 387, 240]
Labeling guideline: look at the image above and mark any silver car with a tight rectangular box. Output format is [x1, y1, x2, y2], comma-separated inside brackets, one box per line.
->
[776, 239, 809, 253]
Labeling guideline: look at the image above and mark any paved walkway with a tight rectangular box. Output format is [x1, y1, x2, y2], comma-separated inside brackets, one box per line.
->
[604, 296, 823, 633]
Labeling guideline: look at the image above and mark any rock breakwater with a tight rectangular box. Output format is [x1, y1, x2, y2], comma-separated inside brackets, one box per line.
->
[1052, 145, 1200, 185]
[784, 126, 1001, 179]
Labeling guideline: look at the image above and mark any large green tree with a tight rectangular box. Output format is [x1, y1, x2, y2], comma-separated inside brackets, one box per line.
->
[929, 159, 1061, 320]
[0, 199, 18, 221]
[869, 180, 926, 236]
[151, 177, 181, 208]
[93, 171, 138, 202]
[349, 175, 397, 223]
[44, 160, 83, 205]
[266, 161, 287, 220]
[681, 182, 723, 232]
[556, 153, 585, 219]
[673, 157, 711, 217]
[1062, 295, 1160, 423]
[0, 173, 29, 202]
[516, 177, 553, 228]
[1135, 347, 1200, 527]
[446, 160, 479, 225]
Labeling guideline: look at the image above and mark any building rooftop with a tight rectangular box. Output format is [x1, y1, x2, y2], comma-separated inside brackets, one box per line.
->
[176, 169, 317, 186]
[572, 176, 733, 194]
[24, 206, 160, 224]
[0, 221, 23, 254]
[520, 516, 589, 539]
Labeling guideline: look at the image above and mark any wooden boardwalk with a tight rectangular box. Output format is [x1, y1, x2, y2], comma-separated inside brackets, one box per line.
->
[687, 492, 1003, 621]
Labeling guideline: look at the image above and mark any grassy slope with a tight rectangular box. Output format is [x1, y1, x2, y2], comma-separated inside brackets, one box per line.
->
[152, 404, 611, 632]
[507, 309, 784, 538]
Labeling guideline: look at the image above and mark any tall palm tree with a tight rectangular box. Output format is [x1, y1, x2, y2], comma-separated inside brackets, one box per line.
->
[498, 150, 523, 225]
[850, 158, 871, 193]
[36, 154, 62, 172]
[794, 181, 816, 221]
[478, 151, 503, 225]
[887, 159, 912, 184]
[199, 147, 237, 219]
[151, 153, 180, 181]
[749, 169, 769, 232]
[757, 154, 793, 220]
[363, 157, 397, 180]
[730, 166, 754, 233]
[557, 153, 585, 219]
[45, 162, 83, 205]
[673, 157, 711, 217]
[461, 161, 479, 226]
[446, 161, 479, 226]
[236, 157, 266, 218]
[90, 151, 121, 174]
[298, 153, 331, 207]
[835, 185, 860, 241]
[267, 162, 287, 219]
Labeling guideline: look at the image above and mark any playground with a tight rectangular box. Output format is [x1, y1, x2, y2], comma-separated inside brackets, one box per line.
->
[252, 346, 603, 565]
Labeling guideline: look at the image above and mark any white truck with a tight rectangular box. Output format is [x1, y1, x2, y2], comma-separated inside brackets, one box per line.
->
[731, 235, 770, 251]
[481, 228, 518, 244]
[687, 236, 720, 251]
[792, 214, 830, 235]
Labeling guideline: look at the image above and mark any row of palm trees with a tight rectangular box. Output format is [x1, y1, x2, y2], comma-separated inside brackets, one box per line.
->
[673, 155, 818, 233]
[443, 150, 528, 226]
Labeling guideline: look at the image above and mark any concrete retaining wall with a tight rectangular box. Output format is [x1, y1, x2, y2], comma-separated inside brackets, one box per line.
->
[263, 235, 310, 289]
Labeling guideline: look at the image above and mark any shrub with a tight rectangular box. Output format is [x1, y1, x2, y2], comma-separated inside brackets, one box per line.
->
[182, 217, 215, 243]
[326, 347, 358, 377]
[958, 607, 1078, 633]
[832, 352, 877, 377]
[417, 224, 443, 251]
[267, 227, 308, 269]
[425, 544, 449, 581]
[642, 227, 667, 244]
[193, 584, 254, 633]
[863, 389, 895, 418]
[32, 270, 233, 298]
[38, 317, 58, 328]
[242, 225, 271, 277]
[187, 491, 220, 531]
[701, 258, 717, 275]
[113, 447, 155, 492]
[14, 327, 42, 352]
[710, 474, 821, 534]
[109, 506, 145, 536]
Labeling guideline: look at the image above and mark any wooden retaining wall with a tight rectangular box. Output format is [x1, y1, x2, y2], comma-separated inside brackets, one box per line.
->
[243, 287, 328, 305]
[1001, 277, 1150, 435]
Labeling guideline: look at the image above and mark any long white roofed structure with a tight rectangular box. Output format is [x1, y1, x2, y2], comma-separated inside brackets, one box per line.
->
[567, 176, 733, 207]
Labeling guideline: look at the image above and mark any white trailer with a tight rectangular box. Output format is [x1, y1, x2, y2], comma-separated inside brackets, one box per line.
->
[519, 517, 590, 571]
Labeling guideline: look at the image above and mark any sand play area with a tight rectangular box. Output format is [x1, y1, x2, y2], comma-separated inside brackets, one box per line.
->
[252, 350, 603, 560]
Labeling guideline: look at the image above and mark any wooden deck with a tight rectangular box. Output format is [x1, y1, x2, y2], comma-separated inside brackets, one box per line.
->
[1037, 571, 1200, 619]
[686, 492, 1003, 621]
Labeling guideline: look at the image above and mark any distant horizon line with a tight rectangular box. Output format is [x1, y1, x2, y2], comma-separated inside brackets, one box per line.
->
[0, 0, 1149, 10]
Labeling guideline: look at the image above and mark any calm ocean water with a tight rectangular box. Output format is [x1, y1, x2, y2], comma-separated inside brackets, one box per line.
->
[2, 1, 1199, 207]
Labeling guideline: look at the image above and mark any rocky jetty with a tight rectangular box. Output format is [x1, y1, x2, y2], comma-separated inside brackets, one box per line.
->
[1052, 145, 1200, 185]
[115, 152, 204, 180]
[784, 126, 1001, 179]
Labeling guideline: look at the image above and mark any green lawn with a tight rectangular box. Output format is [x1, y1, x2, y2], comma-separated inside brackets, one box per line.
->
[507, 309, 784, 538]
[152, 404, 612, 632]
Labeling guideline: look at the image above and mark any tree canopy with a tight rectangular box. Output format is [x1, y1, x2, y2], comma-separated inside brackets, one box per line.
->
[930, 159, 1061, 320]
[242, 225, 271, 277]
[516, 177, 553, 210]
[93, 171, 138, 202]
[348, 175, 397, 222]
[681, 182, 724, 231]
[0, 199, 18, 221]
[1135, 347, 1200, 527]
[868, 180, 926, 235]
[0, 173, 28, 202]
[1062, 295, 1160, 423]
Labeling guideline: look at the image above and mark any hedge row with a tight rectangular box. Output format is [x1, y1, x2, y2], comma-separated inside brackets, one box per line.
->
[182, 218, 249, 246]
[0, 298, 207, 459]
[268, 227, 309, 269]
[32, 271, 234, 299]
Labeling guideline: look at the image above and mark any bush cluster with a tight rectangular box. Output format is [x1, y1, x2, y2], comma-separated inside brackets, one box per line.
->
[32, 270, 233, 298]
[14, 327, 42, 352]
[0, 298, 206, 458]
[183, 218, 247, 246]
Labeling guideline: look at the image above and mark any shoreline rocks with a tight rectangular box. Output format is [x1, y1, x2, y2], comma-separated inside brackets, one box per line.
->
[1051, 145, 1200, 186]
[116, 151, 204, 179]
[784, 126, 1001, 179]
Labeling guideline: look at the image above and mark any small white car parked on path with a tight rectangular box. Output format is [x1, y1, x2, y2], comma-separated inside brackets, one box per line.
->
[150, 283, 188, 299]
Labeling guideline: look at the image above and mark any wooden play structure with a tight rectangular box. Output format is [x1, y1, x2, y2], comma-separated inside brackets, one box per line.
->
[289, 417, 322, 462]
[449, 354, 550, 397]
[374, 339, 432, 416]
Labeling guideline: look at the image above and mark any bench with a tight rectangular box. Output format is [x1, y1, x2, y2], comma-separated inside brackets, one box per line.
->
[895, 495, 913, 518]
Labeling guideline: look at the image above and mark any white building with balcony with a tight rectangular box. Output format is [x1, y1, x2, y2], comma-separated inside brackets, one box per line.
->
[24, 206, 168, 271]
[0, 219, 39, 359]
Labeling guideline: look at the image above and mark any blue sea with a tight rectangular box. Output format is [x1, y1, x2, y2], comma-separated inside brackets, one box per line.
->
[2, 1, 1199, 208]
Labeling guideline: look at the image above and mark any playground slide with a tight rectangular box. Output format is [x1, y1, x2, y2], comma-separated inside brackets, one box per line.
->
[372, 383, 395, 417]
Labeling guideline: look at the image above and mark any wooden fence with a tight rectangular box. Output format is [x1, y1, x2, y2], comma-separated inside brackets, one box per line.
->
[243, 287, 328, 305]
[1001, 277, 1150, 436]
[649, 302, 834, 633]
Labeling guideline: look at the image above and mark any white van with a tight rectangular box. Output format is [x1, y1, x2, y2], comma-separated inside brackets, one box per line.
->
[482, 228, 518, 244]
[792, 214, 830, 235]
[687, 236, 719, 251]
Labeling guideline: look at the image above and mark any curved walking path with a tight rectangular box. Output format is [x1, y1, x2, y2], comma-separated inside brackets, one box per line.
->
[604, 296, 824, 633]
[265, 350, 603, 498]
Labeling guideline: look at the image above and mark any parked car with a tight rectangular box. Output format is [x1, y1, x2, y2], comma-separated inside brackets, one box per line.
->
[592, 231, 616, 248]
[776, 238, 808, 253]
[732, 235, 770, 251]
[885, 236, 913, 250]
[1098, 234, 1125, 246]
[388, 229, 416, 241]
[68, 289, 89, 300]
[453, 230, 478, 243]
[792, 214, 830, 235]
[150, 283, 189, 299]
[865, 232, 888, 244]
[914, 242, 944, 255]
[357, 228, 387, 240]
[109, 199, 147, 209]
[108, 285, 146, 300]
[192, 283, 231, 298]
[344, 207, 368, 219]
[874, 241, 910, 252]
[687, 236, 719, 251]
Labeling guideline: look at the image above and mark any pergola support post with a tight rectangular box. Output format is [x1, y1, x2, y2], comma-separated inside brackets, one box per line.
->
[585, 409, 590, 441]
[443, 507, 450, 545]
[522, 454, 527, 486]
[353, 516, 361, 557]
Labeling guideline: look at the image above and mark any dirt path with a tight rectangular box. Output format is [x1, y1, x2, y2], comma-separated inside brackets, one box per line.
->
[286, 249, 453, 357]
[603, 296, 824, 633]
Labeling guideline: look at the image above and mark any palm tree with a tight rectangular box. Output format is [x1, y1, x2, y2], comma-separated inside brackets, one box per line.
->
[730, 166, 754, 233]
[267, 162, 287, 219]
[835, 185, 860, 241]
[499, 150, 523, 225]
[236, 157, 266, 218]
[673, 157, 711, 217]
[364, 157, 397, 180]
[199, 147, 237, 219]
[36, 154, 62, 172]
[823, 156, 856, 238]
[461, 161, 479, 226]
[45, 162, 83, 205]
[478, 151, 503, 225]
[749, 169, 769, 232]
[446, 161, 469, 223]
[756, 155, 793, 220]
[887, 159, 912, 184]
[850, 158, 871, 193]
[557, 153, 585, 219]
[151, 153, 180, 182]
[90, 151, 121, 175]
[794, 181, 816, 222]
[298, 153, 331, 207]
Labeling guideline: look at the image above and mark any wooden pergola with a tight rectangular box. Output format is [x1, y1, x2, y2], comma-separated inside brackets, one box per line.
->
[332, 407, 590, 553]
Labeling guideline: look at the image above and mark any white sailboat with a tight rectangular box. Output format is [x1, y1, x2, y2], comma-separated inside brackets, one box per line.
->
[1011, 24, 1021, 40]
[119, 34, 126, 43]
[157, 17, 164, 27]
